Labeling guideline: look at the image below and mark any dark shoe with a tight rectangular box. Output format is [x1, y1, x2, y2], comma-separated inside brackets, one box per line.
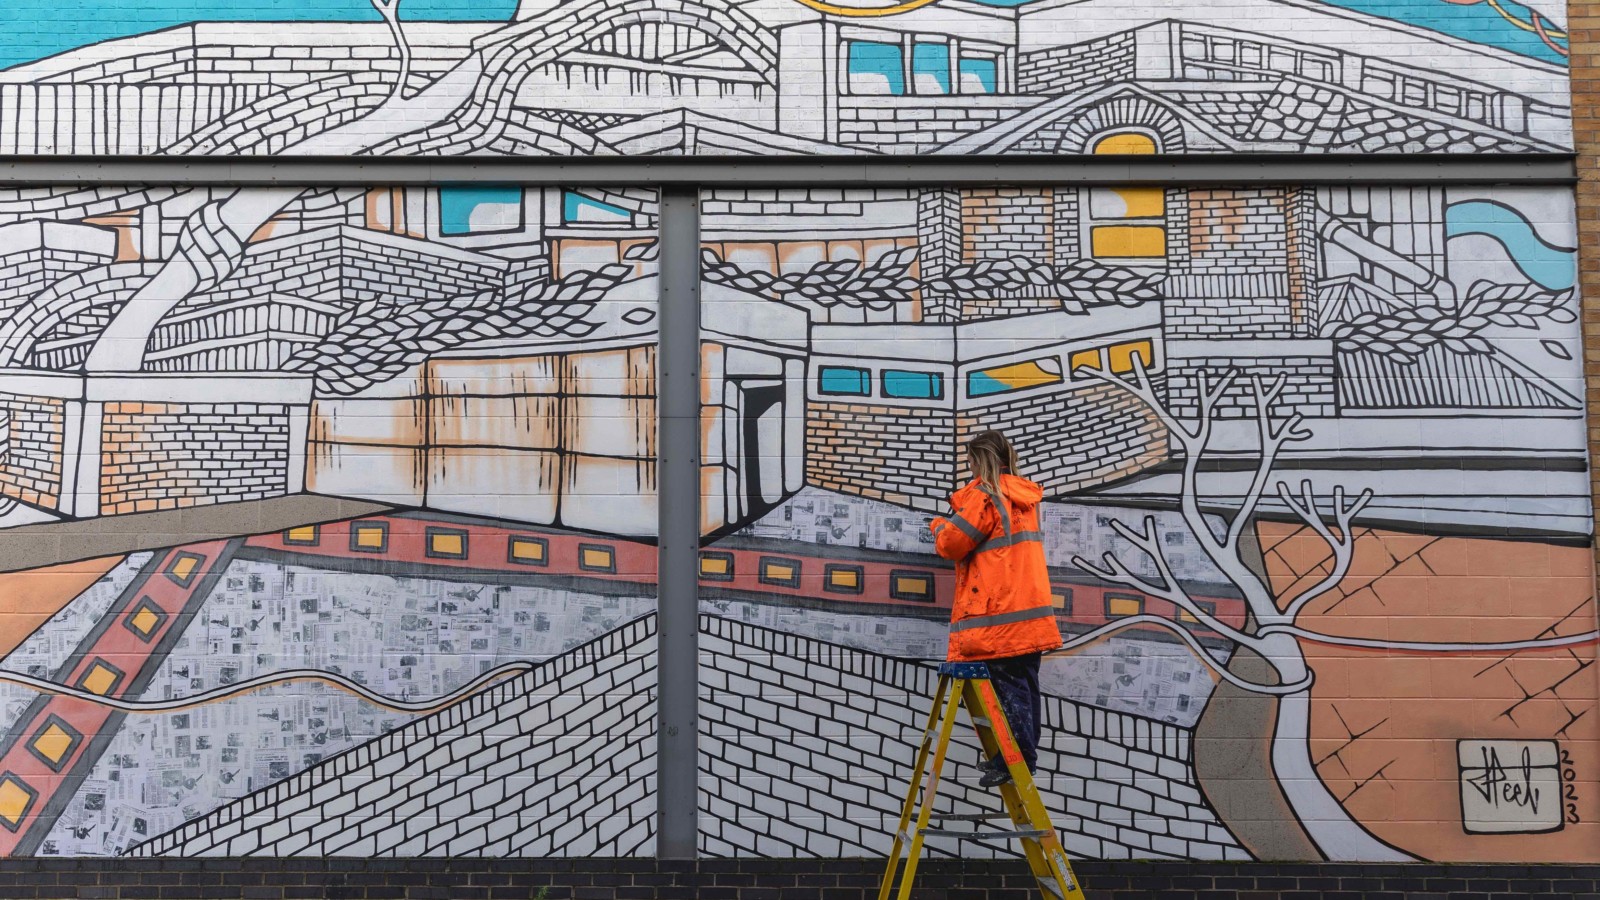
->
[979, 766, 1013, 788]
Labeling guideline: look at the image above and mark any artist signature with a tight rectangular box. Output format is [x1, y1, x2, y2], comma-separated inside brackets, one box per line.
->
[1465, 745, 1542, 815]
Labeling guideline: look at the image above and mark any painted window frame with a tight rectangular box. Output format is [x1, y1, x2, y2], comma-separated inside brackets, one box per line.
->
[1083, 130, 1169, 265]
[840, 28, 1009, 97]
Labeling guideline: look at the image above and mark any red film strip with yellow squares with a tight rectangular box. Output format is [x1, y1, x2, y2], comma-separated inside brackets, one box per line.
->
[0, 540, 236, 857]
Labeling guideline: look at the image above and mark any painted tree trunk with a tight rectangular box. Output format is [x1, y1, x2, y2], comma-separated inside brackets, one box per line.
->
[1256, 631, 1411, 861]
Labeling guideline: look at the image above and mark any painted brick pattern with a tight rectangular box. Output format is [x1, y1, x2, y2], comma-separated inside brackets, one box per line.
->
[804, 402, 958, 512]
[0, 246, 113, 312]
[0, 392, 65, 510]
[1017, 31, 1137, 94]
[0, 859, 1596, 899]
[961, 381, 1170, 494]
[916, 188, 963, 323]
[700, 188, 911, 219]
[130, 616, 658, 858]
[1182, 189, 1291, 273]
[99, 402, 292, 515]
[699, 615, 1246, 861]
[1575, 0, 1600, 559]
[1163, 273, 1298, 339]
[837, 98, 1040, 151]
[1166, 354, 1339, 418]
[962, 189, 1055, 264]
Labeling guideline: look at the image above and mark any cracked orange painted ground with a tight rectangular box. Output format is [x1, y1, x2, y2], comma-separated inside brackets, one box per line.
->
[1259, 522, 1598, 861]
[0, 556, 122, 658]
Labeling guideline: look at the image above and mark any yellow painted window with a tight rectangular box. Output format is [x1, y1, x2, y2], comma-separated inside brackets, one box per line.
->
[130, 607, 161, 636]
[31, 723, 75, 766]
[285, 526, 318, 545]
[354, 527, 386, 549]
[830, 568, 859, 589]
[1090, 225, 1166, 259]
[764, 561, 797, 582]
[510, 538, 546, 564]
[892, 572, 935, 602]
[0, 776, 35, 828]
[582, 547, 615, 570]
[429, 531, 465, 557]
[1092, 133, 1157, 155]
[701, 555, 730, 577]
[79, 662, 120, 696]
[1106, 595, 1144, 618]
[169, 555, 198, 582]
[1068, 349, 1102, 375]
[1109, 340, 1155, 374]
[1088, 132, 1166, 260]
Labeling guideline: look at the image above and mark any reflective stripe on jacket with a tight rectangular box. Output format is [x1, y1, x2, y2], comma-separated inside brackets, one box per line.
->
[928, 474, 1063, 662]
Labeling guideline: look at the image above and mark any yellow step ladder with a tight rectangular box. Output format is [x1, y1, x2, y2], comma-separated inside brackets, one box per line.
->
[878, 661, 1086, 900]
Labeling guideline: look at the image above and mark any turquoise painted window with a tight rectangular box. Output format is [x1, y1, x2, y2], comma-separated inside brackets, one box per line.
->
[847, 41, 905, 96]
[438, 186, 524, 236]
[562, 191, 632, 225]
[959, 57, 998, 94]
[911, 42, 951, 95]
[818, 366, 871, 397]
[882, 370, 943, 400]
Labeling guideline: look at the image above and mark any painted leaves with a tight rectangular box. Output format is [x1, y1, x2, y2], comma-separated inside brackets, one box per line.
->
[704, 248, 1161, 314]
[287, 264, 630, 395]
[701, 247, 918, 310]
[922, 258, 1163, 314]
[1326, 283, 1576, 364]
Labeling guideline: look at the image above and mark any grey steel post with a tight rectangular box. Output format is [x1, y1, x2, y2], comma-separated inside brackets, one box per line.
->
[656, 187, 701, 858]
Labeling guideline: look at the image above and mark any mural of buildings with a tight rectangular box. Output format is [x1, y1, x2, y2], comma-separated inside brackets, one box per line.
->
[0, 0, 1572, 158]
[0, 183, 664, 857]
[0, 0, 1590, 883]
[697, 180, 1594, 862]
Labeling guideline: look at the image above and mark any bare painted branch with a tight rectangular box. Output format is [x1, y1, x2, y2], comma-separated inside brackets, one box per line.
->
[372, 0, 414, 101]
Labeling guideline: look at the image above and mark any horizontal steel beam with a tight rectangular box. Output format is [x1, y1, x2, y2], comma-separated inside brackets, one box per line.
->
[0, 153, 1575, 186]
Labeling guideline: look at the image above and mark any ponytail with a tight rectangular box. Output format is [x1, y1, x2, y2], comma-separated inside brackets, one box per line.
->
[966, 430, 1020, 511]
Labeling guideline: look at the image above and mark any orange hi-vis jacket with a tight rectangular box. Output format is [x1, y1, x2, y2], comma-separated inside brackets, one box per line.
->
[929, 474, 1063, 662]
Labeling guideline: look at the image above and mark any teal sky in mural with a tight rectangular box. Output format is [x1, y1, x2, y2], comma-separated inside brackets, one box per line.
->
[0, 0, 1567, 71]
[0, 0, 517, 70]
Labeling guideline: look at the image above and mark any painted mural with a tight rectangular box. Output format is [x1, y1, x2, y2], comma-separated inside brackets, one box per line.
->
[0, 0, 1573, 156]
[695, 183, 1596, 862]
[0, 184, 661, 856]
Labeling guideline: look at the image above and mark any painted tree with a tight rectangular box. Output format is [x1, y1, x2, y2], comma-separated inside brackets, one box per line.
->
[1071, 361, 1409, 861]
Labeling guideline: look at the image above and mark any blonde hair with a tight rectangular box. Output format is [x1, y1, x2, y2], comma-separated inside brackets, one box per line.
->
[967, 430, 1021, 509]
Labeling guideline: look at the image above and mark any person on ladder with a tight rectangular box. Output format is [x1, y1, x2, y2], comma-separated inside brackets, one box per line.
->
[928, 430, 1064, 787]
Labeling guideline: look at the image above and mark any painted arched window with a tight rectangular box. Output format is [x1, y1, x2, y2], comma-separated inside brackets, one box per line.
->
[1086, 132, 1167, 261]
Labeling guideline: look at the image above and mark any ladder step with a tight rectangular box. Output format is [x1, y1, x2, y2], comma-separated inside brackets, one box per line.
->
[921, 828, 1050, 841]
[935, 813, 1010, 822]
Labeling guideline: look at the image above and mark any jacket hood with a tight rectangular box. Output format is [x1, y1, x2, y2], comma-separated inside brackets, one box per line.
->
[959, 474, 1044, 511]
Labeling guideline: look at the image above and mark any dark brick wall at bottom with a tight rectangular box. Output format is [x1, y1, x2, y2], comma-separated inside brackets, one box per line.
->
[1, 860, 1598, 900]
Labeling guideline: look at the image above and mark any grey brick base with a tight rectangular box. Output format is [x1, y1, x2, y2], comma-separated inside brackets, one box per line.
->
[0, 860, 1595, 899]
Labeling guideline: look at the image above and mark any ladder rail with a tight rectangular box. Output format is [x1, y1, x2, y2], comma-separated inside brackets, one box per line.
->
[876, 674, 950, 900]
[892, 677, 965, 900]
[879, 667, 1086, 900]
